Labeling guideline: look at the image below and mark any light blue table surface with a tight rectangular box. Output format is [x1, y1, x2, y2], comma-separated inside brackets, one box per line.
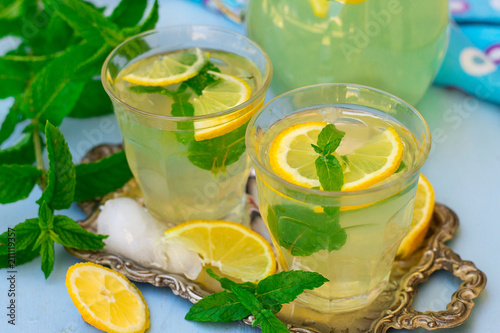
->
[1, 1, 499, 332]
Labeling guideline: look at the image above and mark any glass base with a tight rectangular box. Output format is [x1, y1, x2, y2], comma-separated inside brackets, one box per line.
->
[295, 280, 388, 314]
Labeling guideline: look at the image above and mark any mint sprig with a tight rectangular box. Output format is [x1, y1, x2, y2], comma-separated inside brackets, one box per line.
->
[186, 269, 328, 332]
[130, 60, 246, 175]
[312, 123, 345, 191]
[0, 0, 160, 277]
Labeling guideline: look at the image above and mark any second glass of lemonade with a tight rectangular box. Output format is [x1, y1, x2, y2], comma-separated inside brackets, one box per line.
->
[102, 26, 272, 225]
[246, 84, 430, 312]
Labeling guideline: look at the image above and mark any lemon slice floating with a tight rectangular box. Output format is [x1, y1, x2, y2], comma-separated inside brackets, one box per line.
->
[397, 174, 435, 258]
[269, 122, 404, 191]
[192, 71, 253, 141]
[122, 48, 208, 86]
[309, 0, 368, 18]
[161, 220, 276, 283]
[66, 262, 150, 333]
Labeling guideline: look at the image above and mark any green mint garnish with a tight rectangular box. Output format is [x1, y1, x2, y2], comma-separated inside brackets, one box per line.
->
[0, 0, 159, 277]
[395, 160, 406, 173]
[267, 204, 347, 256]
[186, 269, 328, 331]
[129, 60, 246, 175]
[311, 123, 345, 191]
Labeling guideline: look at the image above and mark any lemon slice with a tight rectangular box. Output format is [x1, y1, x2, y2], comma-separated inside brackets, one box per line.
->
[161, 220, 276, 282]
[66, 262, 150, 333]
[309, 0, 329, 17]
[122, 48, 207, 86]
[192, 71, 253, 141]
[309, 0, 367, 18]
[269, 122, 404, 191]
[397, 174, 435, 258]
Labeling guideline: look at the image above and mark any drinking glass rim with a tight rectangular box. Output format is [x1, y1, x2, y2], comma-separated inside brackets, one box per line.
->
[246, 83, 432, 198]
[101, 25, 273, 121]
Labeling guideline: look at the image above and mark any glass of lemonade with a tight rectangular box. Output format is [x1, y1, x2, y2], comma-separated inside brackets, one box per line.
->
[246, 0, 449, 106]
[102, 26, 272, 225]
[246, 84, 430, 312]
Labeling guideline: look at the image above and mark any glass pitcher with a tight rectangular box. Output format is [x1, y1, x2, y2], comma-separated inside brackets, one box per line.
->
[211, 0, 449, 106]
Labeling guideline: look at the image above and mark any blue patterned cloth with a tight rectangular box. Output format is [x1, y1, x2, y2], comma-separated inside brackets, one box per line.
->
[434, 0, 500, 104]
[191, 0, 500, 105]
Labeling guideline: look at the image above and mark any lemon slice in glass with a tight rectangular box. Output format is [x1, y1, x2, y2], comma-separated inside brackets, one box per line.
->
[192, 71, 253, 141]
[269, 122, 404, 191]
[122, 48, 208, 86]
[66, 262, 150, 333]
[397, 174, 435, 258]
[161, 220, 276, 283]
[309, 0, 368, 18]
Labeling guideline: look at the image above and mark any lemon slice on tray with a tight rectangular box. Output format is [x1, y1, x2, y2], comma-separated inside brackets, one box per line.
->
[269, 121, 404, 191]
[66, 262, 150, 333]
[161, 220, 276, 283]
[122, 48, 208, 86]
[397, 174, 435, 258]
[192, 71, 253, 141]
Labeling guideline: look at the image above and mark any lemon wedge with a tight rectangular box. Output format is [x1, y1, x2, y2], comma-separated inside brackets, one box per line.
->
[397, 174, 435, 258]
[122, 48, 208, 86]
[269, 122, 404, 191]
[66, 262, 150, 333]
[161, 220, 276, 283]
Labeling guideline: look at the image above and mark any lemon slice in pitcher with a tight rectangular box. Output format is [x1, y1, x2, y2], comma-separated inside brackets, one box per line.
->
[269, 122, 404, 191]
[122, 48, 208, 86]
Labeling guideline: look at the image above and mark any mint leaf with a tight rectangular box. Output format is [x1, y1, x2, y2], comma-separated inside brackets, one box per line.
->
[74, 150, 133, 202]
[253, 309, 289, 333]
[52, 215, 107, 250]
[206, 268, 257, 293]
[184, 61, 221, 96]
[256, 270, 329, 306]
[123, 0, 159, 36]
[40, 81, 87, 126]
[0, 0, 24, 20]
[0, 165, 41, 204]
[0, 132, 38, 165]
[267, 204, 347, 256]
[68, 79, 114, 118]
[185, 291, 250, 322]
[41, 0, 124, 46]
[187, 122, 247, 175]
[316, 123, 345, 154]
[311, 144, 322, 154]
[0, 218, 40, 254]
[315, 155, 343, 191]
[230, 285, 264, 316]
[38, 232, 55, 279]
[109, 0, 148, 28]
[22, 43, 100, 122]
[0, 56, 30, 99]
[395, 161, 406, 173]
[0, 101, 22, 146]
[38, 201, 54, 229]
[41, 122, 76, 210]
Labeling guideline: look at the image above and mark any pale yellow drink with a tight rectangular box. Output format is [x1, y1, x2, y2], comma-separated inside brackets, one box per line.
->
[102, 27, 271, 225]
[246, 84, 430, 312]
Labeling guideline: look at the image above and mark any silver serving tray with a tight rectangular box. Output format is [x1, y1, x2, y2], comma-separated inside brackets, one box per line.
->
[67, 145, 486, 333]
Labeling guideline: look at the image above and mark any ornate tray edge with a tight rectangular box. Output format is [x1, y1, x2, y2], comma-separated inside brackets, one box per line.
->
[69, 144, 487, 333]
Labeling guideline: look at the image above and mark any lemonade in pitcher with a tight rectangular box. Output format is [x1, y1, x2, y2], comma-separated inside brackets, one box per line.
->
[102, 27, 271, 225]
[246, 0, 449, 105]
[247, 84, 431, 312]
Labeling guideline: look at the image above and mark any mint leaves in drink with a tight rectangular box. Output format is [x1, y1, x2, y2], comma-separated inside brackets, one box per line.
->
[129, 61, 247, 175]
[0, 0, 161, 277]
[266, 123, 348, 256]
[186, 269, 328, 332]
